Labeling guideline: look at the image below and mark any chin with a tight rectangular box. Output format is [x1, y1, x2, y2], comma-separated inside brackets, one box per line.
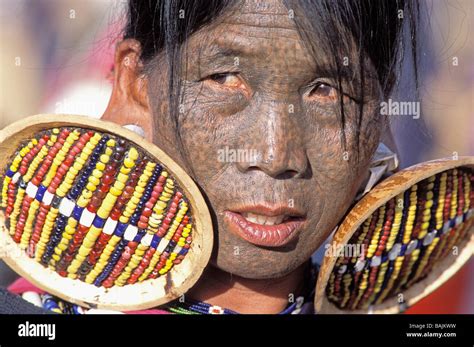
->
[212, 250, 306, 280]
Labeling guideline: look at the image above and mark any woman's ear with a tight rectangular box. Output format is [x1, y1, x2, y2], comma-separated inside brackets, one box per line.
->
[102, 39, 153, 142]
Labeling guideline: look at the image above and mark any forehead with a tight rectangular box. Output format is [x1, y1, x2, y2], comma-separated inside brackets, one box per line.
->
[188, 0, 318, 70]
[224, 0, 298, 31]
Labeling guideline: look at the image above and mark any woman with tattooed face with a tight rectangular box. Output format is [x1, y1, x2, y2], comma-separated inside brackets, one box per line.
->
[3, 0, 421, 314]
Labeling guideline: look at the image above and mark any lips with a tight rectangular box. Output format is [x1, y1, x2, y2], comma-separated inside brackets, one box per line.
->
[224, 205, 306, 247]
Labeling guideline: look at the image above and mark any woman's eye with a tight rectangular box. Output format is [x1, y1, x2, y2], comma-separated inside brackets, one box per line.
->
[308, 83, 339, 102]
[205, 73, 243, 89]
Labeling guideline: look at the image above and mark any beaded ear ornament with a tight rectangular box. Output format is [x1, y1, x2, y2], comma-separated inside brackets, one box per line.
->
[315, 157, 474, 313]
[0, 114, 213, 311]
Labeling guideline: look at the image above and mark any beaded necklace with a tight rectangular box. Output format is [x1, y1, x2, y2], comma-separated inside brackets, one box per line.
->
[26, 260, 318, 315]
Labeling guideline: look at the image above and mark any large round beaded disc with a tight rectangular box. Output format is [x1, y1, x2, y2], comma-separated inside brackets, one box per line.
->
[315, 157, 474, 313]
[0, 114, 213, 311]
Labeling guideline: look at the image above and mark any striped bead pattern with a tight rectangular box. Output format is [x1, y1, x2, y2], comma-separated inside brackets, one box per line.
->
[1, 127, 193, 288]
[326, 168, 474, 310]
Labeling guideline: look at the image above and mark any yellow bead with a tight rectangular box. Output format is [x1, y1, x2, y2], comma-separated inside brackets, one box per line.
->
[124, 157, 134, 168]
[100, 154, 110, 163]
[92, 169, 103, 179]
[73, 162, 83, 171]
[120, 167, 131, 175]
[114, 181, 125, 191]
[155, 201, 167, 211]
[83, 146, 92, 155]
[96, 207, 109, 220]
[88, 176, 100, 186]
[78, 247, 90, 257]
[56, 187, 68, 197]
[77, 196, 89, 208]
[130, 196, 140, 205]
[86, 182, 97, 192]
[109, 187, 122, 197]
[83, 238, 96, 248]
[76, 157, 86, 170]
[116, 173, 128, 184]
[103, 194, 117, 208]
[128, 147, 139, 161]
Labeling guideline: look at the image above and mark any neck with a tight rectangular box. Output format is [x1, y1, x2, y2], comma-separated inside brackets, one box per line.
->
[187, 263, 307, 314]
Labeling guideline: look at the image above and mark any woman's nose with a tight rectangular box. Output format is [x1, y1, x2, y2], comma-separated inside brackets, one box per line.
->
[235, 100, 309, 179]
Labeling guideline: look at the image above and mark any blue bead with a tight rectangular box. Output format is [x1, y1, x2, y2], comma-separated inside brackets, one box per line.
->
[5, 169, 14, 177]
[134, 230, 145, 242]
[151, 235, 160, 249]
[115, 223, 127, 237]
[72, 206, 84, 220]
[36, 185, 47, 201]
[400, 244, 407, 256]
[92, 216, 106, 228]
[72, 305, 82, 314]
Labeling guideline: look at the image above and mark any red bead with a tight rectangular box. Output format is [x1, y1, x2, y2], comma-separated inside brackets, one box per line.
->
[102, 175, 114, 185]
[142, 207, 152, 217]
[110, 210, 121, 220]
[138, 220, 148, 229]
[105, 165, 115, 172]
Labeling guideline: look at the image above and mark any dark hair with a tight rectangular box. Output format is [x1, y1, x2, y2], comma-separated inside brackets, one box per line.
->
[125, 0, 419, 156]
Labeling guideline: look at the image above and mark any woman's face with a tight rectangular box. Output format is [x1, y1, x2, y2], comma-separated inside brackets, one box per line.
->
[146, 0, 383, 279]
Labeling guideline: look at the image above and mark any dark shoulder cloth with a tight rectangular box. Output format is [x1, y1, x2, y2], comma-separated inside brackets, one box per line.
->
[0, 287, 51, 314]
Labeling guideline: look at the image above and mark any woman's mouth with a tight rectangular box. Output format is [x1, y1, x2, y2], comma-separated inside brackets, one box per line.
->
[224, 205, 306, 247]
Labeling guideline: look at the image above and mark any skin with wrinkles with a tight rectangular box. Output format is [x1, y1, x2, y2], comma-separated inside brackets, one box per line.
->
[103, 0, 387, 311]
